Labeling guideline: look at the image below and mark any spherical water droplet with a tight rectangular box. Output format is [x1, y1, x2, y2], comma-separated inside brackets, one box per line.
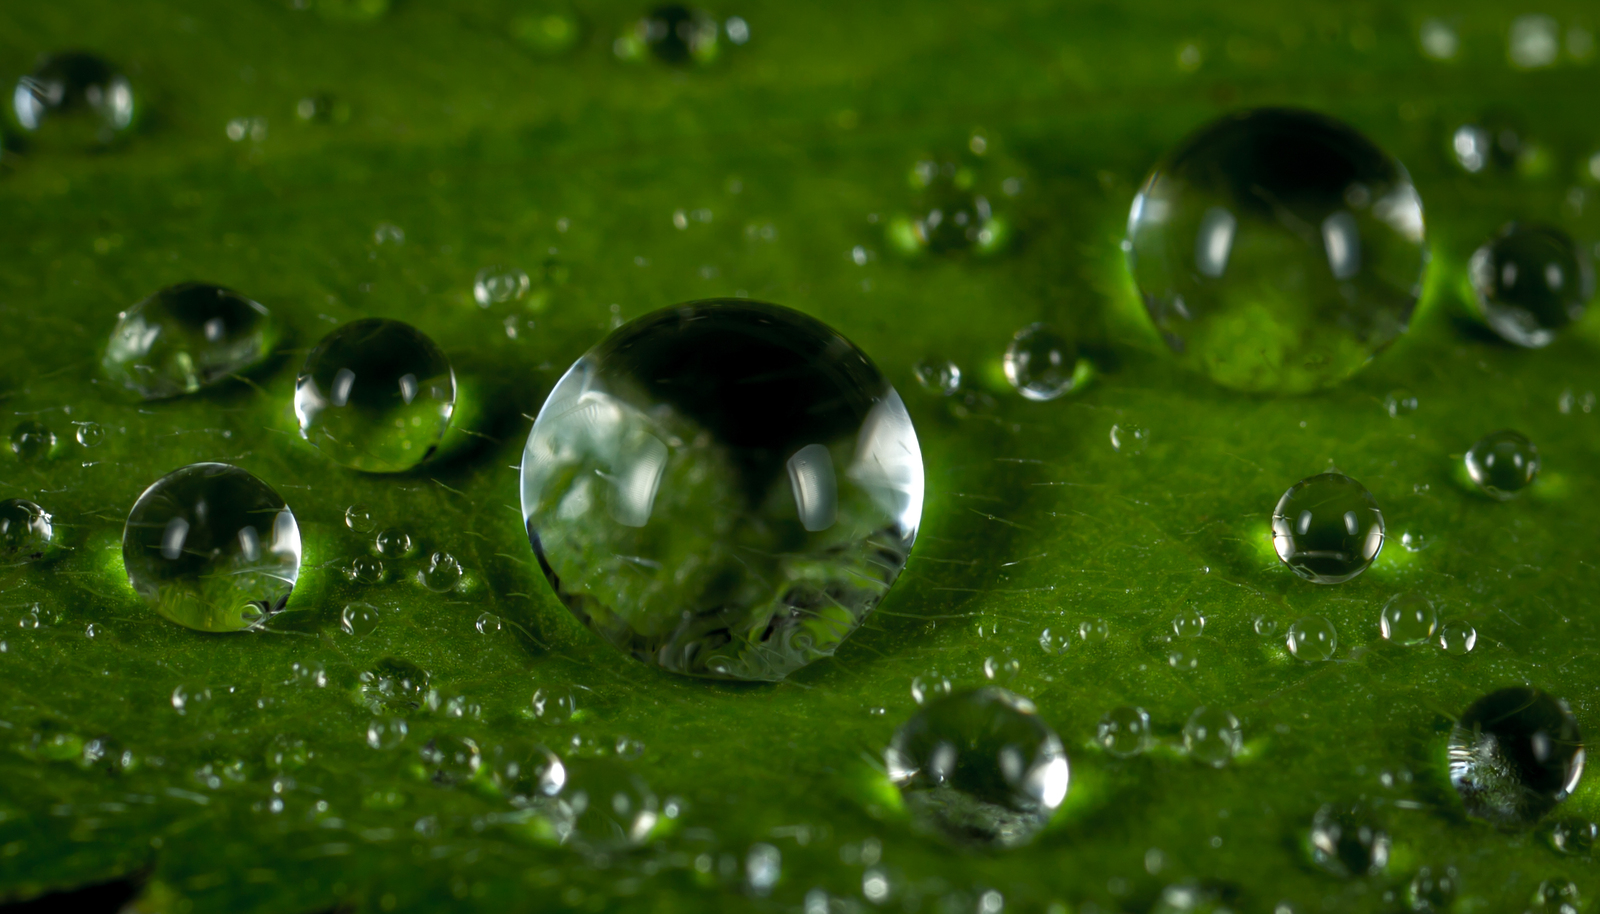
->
[1038, 627, 1071, 655]
[103, 283, 278, 400]
[539, 758, 663, 850]
[422, 553, 465, 593]
[1531, 879, 1581, 914]
[982, 655, 1019, 682]
[1183, 707, 1242, 767]
[374, 528, 413, 557]
[1079, 618, 1111, 641]
[1097, 706, 1152, 758]
[1469, 225, 1591, 347]
[1253, 615, 1279, 637]
[885, 687, 1069, 849]
[1126, 108, 1427, 393]
[473, 266, 531, 307]
[638, 5, 719, 64]
[0, 499, 54, 562]
[1400, 531, 1429, 552]
[1271, 473, 1385, 584]
[122, 463, 301, 632]
[1003, 323, 1079, 401]
[295, 319, 456, 473]
[9, 421, 57, 463]
[1110, 423, 1149, 455]
[1172, 608, 1206, 638]
[1286, 616, 1338, 660]
[913, 359, 962, 396]
[1438, 621, 1477, 654]
[12, 52, 134, 144]
[521, 300, 922, 680]
[346, 556, 384, 584]
[1406, 865, 1459, 913]
[890, 158, 1007, 255]
[340, 602, 381, 636]
[360, 658, 430, 710]
[1307, 803, 1390, 878]
[1448, 686, 1584, 826]
[73, 422, 105, 448]
[1167, 648, 1199, 671]
[1384, 390, 1419, 417]
[344, 504, 375, 532]
[1465, 429, 1540, 499]
[1549, 817, 1598, 856]
[420, 735, 481, 784]
[366, 717, 408, 750]
[1380, 594, 1437, 645]
[474, 612, 502, 635]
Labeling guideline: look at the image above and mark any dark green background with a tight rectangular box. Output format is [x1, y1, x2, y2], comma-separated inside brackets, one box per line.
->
[0, 1, 1597, 911]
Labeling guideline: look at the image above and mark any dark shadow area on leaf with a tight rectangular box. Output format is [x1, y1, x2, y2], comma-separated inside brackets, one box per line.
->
[0, 876, 140, 913]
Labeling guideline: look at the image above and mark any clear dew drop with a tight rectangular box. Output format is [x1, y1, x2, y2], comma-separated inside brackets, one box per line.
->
[885, 687, 1069, 849]
[534, 757, 664, 852]
[374, 528, 413, 557]
[1171, 608, 1206, 638]
[1038, 627, 1071, 655]
[1380, 594, 1437, 645]
[344, 504, 374, 532]
[340, 602, 381, 636]
[0, 499, 55, 562]
[1448, 686, 1585, 827]
[366, 717, 408, 750]
[360, 657, 431, 711]
[474, 612, 502, 635]
[12, 52, 134, 144]
[295, 319, 456, 473]
[1383, 389, 1419, 417]
[1469, 224, 1591, 348]
[1183, 706, 1242, 767]
[122, 463, 300, 632]
[419, 735, 481, 785]
[1465, 429, 1540, 499]
[103, 283, 278, 400]
[1549, 817, 1598, 856]
[1271, 473, 1385, 584]
[912, 358, 962, 396]
[10, 421, 57, 463]
[1253, 615, 1279, 637]
[1438, 621, 1477, 655]
[1078, 618, 1111, 642]
[521, 300, 922, 681]
[473, 266, 531, 307]
[73, 422, 105, 448]
[1109, 423, 1149, 455]
[346, 556, 384, 585]
[1097, 706, 1151, 758]
[1307, 803, 1390, 878]
[1287, 616, 1338, 660]
[1530, 879, 1581, 914]
[1406, 865, 1459, 913]
[1126, 108, 1427, 393]
[890, 157, 1007, 255]
[1003, 323, 1079, 401]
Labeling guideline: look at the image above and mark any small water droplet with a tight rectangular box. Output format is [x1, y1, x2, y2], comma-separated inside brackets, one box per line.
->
[295, 319, 456, 473]
[910, 675, 951, 705]
[1530, 879, 1581, 914]
[1183, 707, 1242, 767]
[374, 528, 413, 557]
[1038, 627, 1071, 655]
[891, 157, 1007, 255]
[1003, 324, 1079, 401]
[885, 687, 1069, 848]
[73, 422, 105, 448]
[1438, 621, 1477, 654]
[1286, 616, 1338, 660]
[474, 612, 502, 635]
[1383, 390, 1419, 417]
[1307, 803, 1390, 878]
[0, 499, 55, 562]
[1167, 648, 1199, 671]
[123, 464, 300, 632]
[1252, 615, 1279, 636]
[265, 734, 310, 771]
[421, 553, 465, 593]
[1110, 423, 1149, 454]
[344, 504, 374, 532]
[1400, 531, 1429, 552]
[360, 658, 430, 710]
[1171, 608, 1206, 638]
[473, 266, 531, 307]
[1449, 686, 1583, 826]
[1097, 706, 1151, 757]
[1549, 817, 1598, 856]
[12, 52, 134, 144]
[9, 421, 57, 463]
[346, 556, 384, 584]
[1271, 473, 1385, 584]
[913, 359, 962, 395]
[103, 283, 278, 399]
[1078, 619, 1111, 642]
[1468, 224, 1590, 347]
[1379, 594, 1436, 645]
[1406, 865, 1459, 913]
[1465, 429, 1540, 499]
[340, 602, 381, 636]
[366, 717, 408, 750]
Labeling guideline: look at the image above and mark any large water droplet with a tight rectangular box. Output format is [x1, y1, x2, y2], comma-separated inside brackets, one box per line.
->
[1183, 707, 1242, 767]
[1380, 594, 1437, 645]
[0, 499, 54, 562]
[1448, 686, 1585, 826]
[1307, 803, 1390, 878]
[1271, 473, 1385, 584]
[12, 52, 134, 144]
[521, 300, 922, 680]
[1126, 108, 1427, 392]
[122, 463, 301, 632]
[1286, 616, 1338, 660]
[885, 687, 1069, 849]
[1097, 706, 1152, 758]
[295, 319, 456, 473]
[103, 283, 278, 400]
[1465, 430, 1540, 499]
[1003, 324, 1079, 401]
[1469, 224, 1591, 348]
[74, 422, 105, 448]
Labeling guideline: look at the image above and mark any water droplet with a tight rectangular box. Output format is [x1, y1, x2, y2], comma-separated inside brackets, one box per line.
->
[521, 300, 922, 680]
[473, 266, 531, 307]
[745, 842, 781, 895]
[340, 602, 381, 636]
[910, 675, 951, 705]
[0, 499, 54, 562]
[1509, 14, 1561, 68]
[1183, 707, 1242, 767]
[102, 283, 278, 400]
[1380, 594, 1437, 645]
[474, 612, 502, 635]
[1253, 615, 1279, 636]
[295, 319, 456, 473]
[265, 734, 310, 771]
[1097, 706, 1152, 757]
[1110, 423, 1149, 454]
[635, 5, 719, 65]
[1531, 880, 1581, 914]
[1126, 108, 1427, 392]
[1438, 621, 1477, 654]
[12, 52, 134, 144]
[346, 556, 384, 584]
[1079, 618, 1111, 641]
[1003, 324, 1079, 401]
[1038, 627, 1071, 655]
[73, 422, 105, 448]
[1549, 817, 1598, 856]
[1167, 648, 1199, 671]
[1465, 429, 1540, 499]
[344, 504, 375, 532]
[1172, 608, 1206, 638]
[1383, 389, 1419, 417]
[913, 359, 962, 395]
[982, 655, 1020, 682]
[419, 735, 480, 785]
[374, 528, 412, 557]
[1307, 803, 1390, 878]
[360, 658, 431, 710]
[538, 758, 662, 850]
[1286, 616, 1337, 660]
[1468, 224, 1591, 348]
[9, 421, 57, 463]
[1406, 865, 1458, 913]
[122, 463, 301, 632]
[1449, 686, 1584, 826]
[1400, 531, 1429, 552]
[1271, 473, 1385, 584]
[885, 687, 1069, 848]
[366, 717, 408, 750]
[413, 552, 464, 593]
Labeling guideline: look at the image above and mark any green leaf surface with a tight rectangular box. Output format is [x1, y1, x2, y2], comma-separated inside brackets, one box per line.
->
[1, 1, 1598, 911]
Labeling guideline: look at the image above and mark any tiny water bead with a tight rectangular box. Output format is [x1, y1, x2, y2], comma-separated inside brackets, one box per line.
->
[1126, 108, 1427, 393]
[1307, 803, 1390, 879]
[1380, 594, 1437, 645]
[521, 299, 923, 681]
[1003, 324, 1079, 401]
[73, 421, 105, 448]
[102, 283, 279, 400]
[1270, 473, 1385, 584]
[1468, 224, 1591, 348]
[12, 52, 134, 144]
[474, 612, 502, 634]
[1438, 621, 1478, 655]
[1183, 707, 1242, 767]
[892, 159, 1006, 256]
[912, 359, 962, 396]
[1549, 817, 1598, 856]
[1407, 866, 1459, 913]
[1109, 423, 1149, 455]
[9, 421, 57, 463]
[1448, 686, 1585, 827]
[0, 499, 54, 562]
[1171, 608, 1205, 638]
[295, 319, 456, 473]
[346, 556, 384, 584]
[122, 463, 301, 632]
[472, 266, 531, 306]
[1465, 430, 1540, 500]
[344, 504, 375, 532]
[1097, 706, 1152, 758]
[340, 603, 381, 636]
[366, 717, 408, 750]
[1286, 616, 1338, 660]
[374, 528, 413, 557]
[885, 687, 1069, 849]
